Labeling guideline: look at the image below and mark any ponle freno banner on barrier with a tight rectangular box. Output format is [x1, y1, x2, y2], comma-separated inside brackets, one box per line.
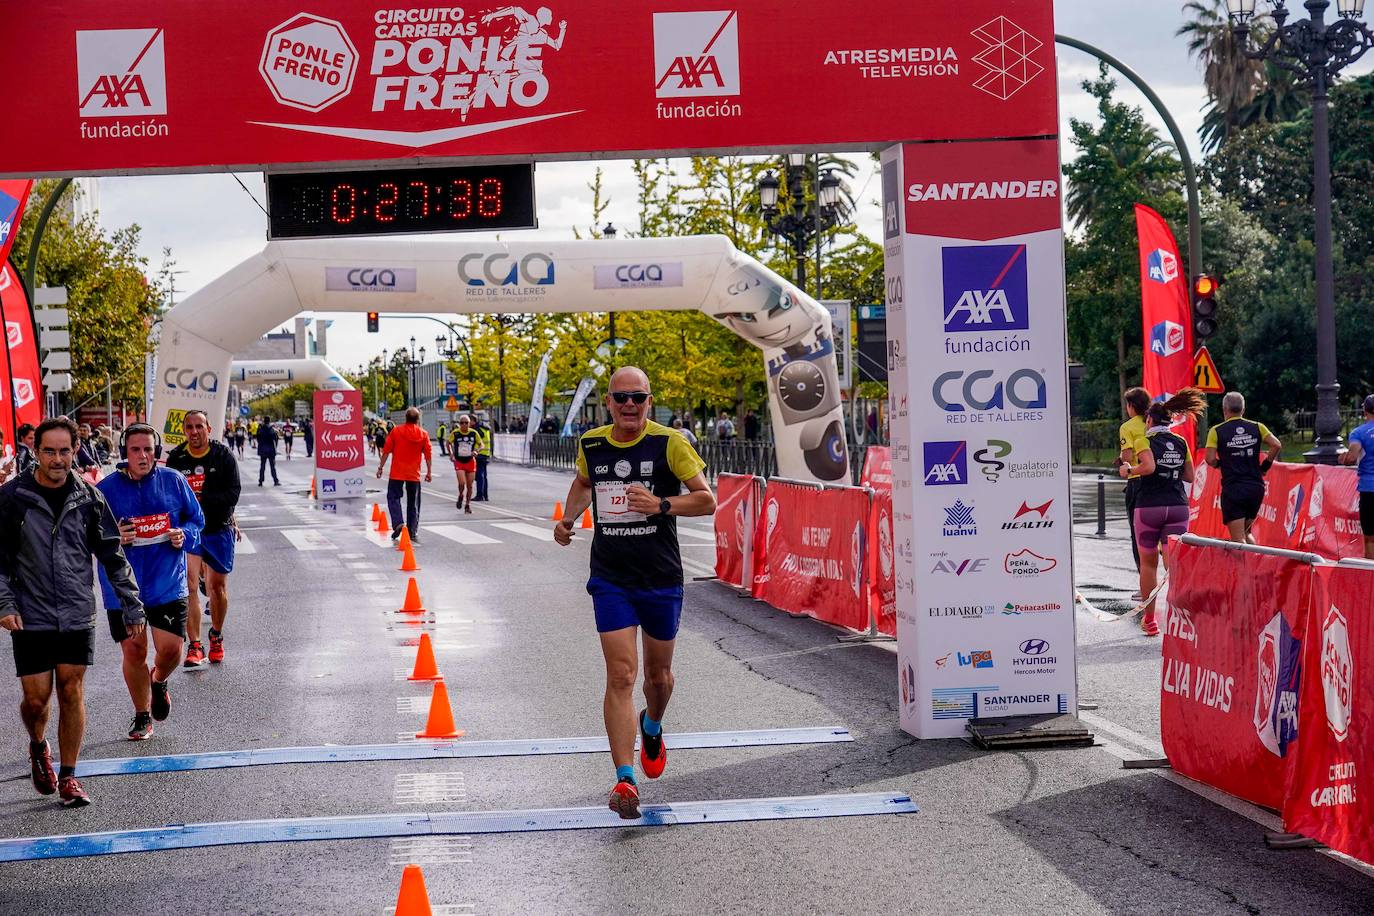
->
[1160, 539, 1309, 810]
[882, 136, 1077, 738]
[0, 2, 1057, 176]
[712, 473, 756, 590]
[760, 481, 870, 633]
[860, 447, 897, 636]
[313, 388, 365, 498]
[1135, 203, 1194, 448]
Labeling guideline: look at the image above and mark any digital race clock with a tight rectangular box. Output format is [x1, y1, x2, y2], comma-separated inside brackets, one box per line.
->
[266, 163, 537, 239]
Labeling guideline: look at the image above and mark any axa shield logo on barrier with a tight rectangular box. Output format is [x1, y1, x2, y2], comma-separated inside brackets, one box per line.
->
[1253, 611, 1301, 758]
[922, 441, 967, 486]
[941, 244, 1029, 333]
[1284, 483, 1306, 539]
[654, 10, 740, 98]
[0, 188, 19, 248]
[163, 368, 220, 393]
[593, 263, 684, 289]
[932, 368, 1047, 414]
[1321, 606, 1352, 743]
[1149, 320, 1185, 357]
[1147, 248, 1179, 284]
[77, 28, 168, 118]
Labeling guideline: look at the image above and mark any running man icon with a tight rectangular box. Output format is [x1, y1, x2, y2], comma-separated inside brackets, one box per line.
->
[481, 6, 567, 68]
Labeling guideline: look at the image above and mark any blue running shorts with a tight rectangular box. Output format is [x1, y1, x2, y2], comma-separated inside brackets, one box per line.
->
[586, 577, 683, 641]
[188, 527, 236, 575]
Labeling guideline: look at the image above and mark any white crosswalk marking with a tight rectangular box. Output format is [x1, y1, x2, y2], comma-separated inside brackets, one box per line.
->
[235, 533, 256, 555]
[281, 529, 336, 551]
[424, 524, 500, 545]
[491, 522, 555, 542]
[676, 526, 715, 541]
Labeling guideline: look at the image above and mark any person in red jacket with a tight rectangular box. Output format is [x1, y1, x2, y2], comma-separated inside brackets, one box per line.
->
[376, 407, 432, 544]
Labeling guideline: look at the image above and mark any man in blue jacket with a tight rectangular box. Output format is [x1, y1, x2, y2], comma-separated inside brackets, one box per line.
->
[0, 417, 143, 807]
[98, 424, 203, 741]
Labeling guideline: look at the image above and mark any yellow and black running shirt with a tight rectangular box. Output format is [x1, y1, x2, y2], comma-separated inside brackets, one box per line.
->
[1119, 415, 1147, 479]
[450, 429, 480, 462]
[1206, 418, 1272, 490]
[576, 421, 706, 588]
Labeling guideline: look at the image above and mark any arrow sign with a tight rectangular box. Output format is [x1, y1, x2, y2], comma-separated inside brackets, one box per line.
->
[1193, 346, 1224, 394]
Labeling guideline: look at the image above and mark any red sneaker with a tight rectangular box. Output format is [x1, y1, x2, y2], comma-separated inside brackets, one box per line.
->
[59, 775, 91, 808]
[183, 641, 207, 668]
[639, 710, 667, 780]
[608, 778, 640, 819]
[29, 740, 57, 796]
[208, 631, 225, 663]
[1140, 613, 1160, 637]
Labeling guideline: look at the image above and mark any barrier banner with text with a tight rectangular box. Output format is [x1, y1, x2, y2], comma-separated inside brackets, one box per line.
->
[0, 1, 1057, 177]
[1161, 539, 1309, 810]
[1188, 462, 1363, 559]
[313, 389, 365, 498]
[761, 482, 869, 632]
[861, 446, 897, 635]
[1284, 564, 1371, 866]
[713, 473, 756, 589]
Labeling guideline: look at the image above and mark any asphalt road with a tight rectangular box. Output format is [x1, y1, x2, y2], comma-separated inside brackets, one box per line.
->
[0, 452, 1368, 915]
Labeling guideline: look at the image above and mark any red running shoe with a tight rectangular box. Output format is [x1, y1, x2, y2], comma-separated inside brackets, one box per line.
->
[608, 778, 640, 819]
[208, 631, 225, 663]
[29, 740, 57, 796]
[639, 710, 667, 780]
[1140, 613, 1160, 637]
[183, 641, 207, 668]
[58, 775, 91, 808]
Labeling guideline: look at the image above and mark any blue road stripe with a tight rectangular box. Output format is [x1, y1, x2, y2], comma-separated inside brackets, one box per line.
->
[77, 727, 854, 777]
[0, 792, 916, 862]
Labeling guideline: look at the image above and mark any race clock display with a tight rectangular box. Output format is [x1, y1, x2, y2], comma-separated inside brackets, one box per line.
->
[266, 164, 536, 239]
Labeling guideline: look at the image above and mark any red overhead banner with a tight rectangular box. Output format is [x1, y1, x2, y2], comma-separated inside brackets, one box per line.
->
[0, 263, 45, 452]
[0, 1, 1057, 176]
[761, 482, 869, 632]
[1135, 204, 1195, 447]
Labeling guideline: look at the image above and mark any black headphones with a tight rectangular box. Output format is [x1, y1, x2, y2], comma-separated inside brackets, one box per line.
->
[119, 423, 163, 460]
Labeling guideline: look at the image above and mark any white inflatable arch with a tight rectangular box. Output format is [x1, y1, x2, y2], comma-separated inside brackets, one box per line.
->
[228, 358, 355, 391]
[152, 236, 848, 482]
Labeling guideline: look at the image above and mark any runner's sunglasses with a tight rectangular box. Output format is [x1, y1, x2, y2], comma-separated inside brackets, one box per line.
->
[610, 391, 650, 404]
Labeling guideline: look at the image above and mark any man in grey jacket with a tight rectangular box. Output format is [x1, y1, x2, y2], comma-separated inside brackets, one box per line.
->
[0, 417, 143, 807]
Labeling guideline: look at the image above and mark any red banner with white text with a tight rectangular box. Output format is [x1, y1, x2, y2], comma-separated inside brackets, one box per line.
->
[0, 180, 33, 268]
[0, 263, 45, 452]
[713, 474, 757, 589]
[1188, 461, 1362, 559]
[0, 1, 1057, 177]
[761, 482, 869, 632]
[1161, 539, 1309, 810]
[1136, 204, 1195, 447]
[860, 447, 897, 636]
[1284, 564, 1373, 866]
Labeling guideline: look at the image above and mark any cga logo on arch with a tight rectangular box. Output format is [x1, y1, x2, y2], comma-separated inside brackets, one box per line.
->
[163, 367, 219, 394]
[594, 262, 684, 290]
[325, 266, 416, 293]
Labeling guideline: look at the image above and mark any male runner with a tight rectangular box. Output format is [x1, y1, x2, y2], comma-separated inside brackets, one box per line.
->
[1340, 394, 1374, 559]
[553, 367, 715, 818]
[449, 415, 479, 512]
[166, 410, 242, 666]
[98, 425, 203, 739]
[1205, 391, 1282, 544]
[0, 418, 143, 805]
[377, 407, 432, 542]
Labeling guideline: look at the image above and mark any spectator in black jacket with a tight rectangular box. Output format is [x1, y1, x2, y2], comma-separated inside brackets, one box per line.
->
[255, 417, 279, 486]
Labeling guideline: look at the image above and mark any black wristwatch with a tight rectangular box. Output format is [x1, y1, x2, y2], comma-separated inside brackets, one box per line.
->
[658, 497, 672, 516]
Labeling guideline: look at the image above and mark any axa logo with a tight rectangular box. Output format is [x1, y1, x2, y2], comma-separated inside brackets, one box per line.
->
[942, 244, 1029, 333]
[1149, 320, 1185, 357]
[932, 368, 1047, 413]
[458, 252, 555, 287]
[1284, 483, 1306, 539]
[12, 378, 35, 409]
[163, 368, 220, 393]
[77, 28, 168, 118]
[653, 10, 740, 98]
[923, 441, 967, 486]
[1003, 499, 1053, 530]
[1147, 248, 1179, 284]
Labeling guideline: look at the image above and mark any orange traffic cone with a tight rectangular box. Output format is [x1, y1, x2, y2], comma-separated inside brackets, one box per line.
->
[416, 682, 464, 738]
[309, 476, 316, 499]
[580, 508, 593, 529]
[407, 632, 443, 681]
[398, 577, 427, 614]
[552, 500, 563, 521]
[375, 510, 389, 534]
[394, 864, 435, 916]
[372, 502, 383, 523]
[399, 542, 419, 572]
[396, 527, 412, 552]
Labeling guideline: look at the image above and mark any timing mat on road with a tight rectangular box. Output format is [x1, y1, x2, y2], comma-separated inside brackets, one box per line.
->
[76, 726, 854, 777]
[0, 792, 916, 861]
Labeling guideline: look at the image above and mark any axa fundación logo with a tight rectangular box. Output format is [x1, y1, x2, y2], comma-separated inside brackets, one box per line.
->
[969, 16, 1043, 101]
[76, 28, 170, 140]
[653, 10, 741, 120]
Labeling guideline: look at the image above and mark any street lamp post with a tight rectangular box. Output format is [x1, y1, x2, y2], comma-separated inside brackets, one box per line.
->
[435, 330, 476, 406]
[757, 153, 844, 295]
[1227, 0, 1373, 462]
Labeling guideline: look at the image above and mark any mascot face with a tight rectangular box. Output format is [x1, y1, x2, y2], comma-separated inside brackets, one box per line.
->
[713, 266, 811, 348]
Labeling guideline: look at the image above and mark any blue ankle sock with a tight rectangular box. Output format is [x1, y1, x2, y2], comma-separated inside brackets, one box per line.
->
[641, 713, 662, 737]
[616, 764, 636, 784]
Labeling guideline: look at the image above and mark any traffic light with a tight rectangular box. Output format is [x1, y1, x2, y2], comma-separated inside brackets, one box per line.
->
[366, 311, 379, 333]
[1192, 274, 1219, 340]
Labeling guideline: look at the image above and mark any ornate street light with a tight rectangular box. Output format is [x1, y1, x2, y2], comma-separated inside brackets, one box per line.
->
[1228, 0, 1373, 462]
[756, 153, 847, 293]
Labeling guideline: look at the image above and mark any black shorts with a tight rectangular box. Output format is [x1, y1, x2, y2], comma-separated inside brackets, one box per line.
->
[107, 598, 188, 642]
[1220, 484, 1266, 524]
[12, 628, 96, 677]
[1361, 492, 1374, 536]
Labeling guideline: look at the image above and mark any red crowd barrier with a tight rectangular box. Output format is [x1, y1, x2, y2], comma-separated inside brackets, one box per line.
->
[860, 447, 896, 637]
[1188, 460, 1364, 559]
[1163, 537, 1373, 865]
[713, 473, 759, 589]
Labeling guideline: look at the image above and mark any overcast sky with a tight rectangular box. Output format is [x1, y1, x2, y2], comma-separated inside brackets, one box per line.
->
[93, 0, 1372, 375]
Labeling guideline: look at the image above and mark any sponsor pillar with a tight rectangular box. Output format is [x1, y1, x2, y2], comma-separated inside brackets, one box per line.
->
[314, 389, 364, 498]
[883, 140, 1077, 738]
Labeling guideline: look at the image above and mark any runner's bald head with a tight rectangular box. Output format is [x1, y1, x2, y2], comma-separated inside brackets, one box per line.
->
[608, 366, 651, 393]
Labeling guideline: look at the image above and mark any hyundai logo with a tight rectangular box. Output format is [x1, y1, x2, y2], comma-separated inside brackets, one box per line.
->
[1019, 638, 1050, 656]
